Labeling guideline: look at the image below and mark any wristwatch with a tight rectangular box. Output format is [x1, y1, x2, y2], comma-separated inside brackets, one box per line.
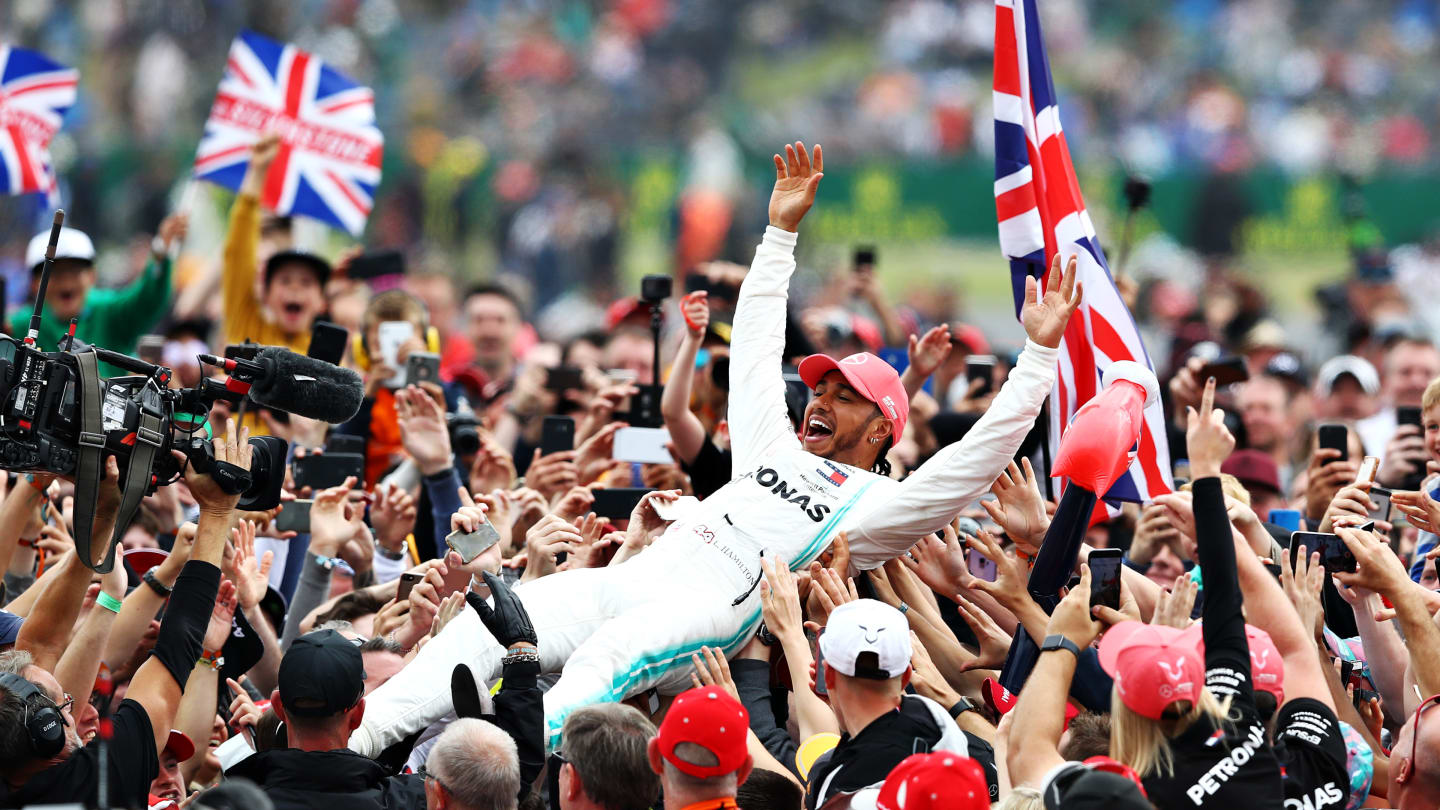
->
[947, 697, 980, 719]
[143, 569, 173, 597]
[1040, 634, 1081, 659]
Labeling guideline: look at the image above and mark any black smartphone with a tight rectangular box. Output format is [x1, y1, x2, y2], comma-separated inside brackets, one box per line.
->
[308, 321, 349, 366]
[1088, 549, 1124, 610]
[347, 250, 405, 280]
[1352, 687, 1377, 710]
[274, 500, 313, 534]
[405, 352, 441, 388]
[1291, 531, 1357, 574]
[1399, 406, 1424, 430]
[545, 366, 585, 392]
[591, 488, 653, 519]
[813, 631, 828, 696]
[540, 416, 576, 456]
[1397, 406, 1426, 489]
[966, 355, 997, 398]
[292, 453, 364, 490]
[396, 571, 422, 603]
[1338, 659, 1355, 687]
[1318, 423, 1349, 463]
[445, 522, 502, 564]
[1197, 355, 1250, 386]
[853, 246, 876, 270]
[326, 434, 365, 455]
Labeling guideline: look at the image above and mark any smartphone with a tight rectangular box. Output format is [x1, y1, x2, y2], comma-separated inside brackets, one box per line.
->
[1088, 548, 1124, 610]
[326, 434, 365, 455]
[653, 495, 701, 522]
[1352, 687, 1378, 710]
[1399, 406, 1424, 430]
[539, 416, 576, 457]
[1356, 456, 1379, 486]
[292, 453, 364, 490]
[613, 426, 673, 465]
[1267, 508, 1302, 533]
[405, 352, 441, 388]
[137, 335, 165, 364]
[591, 488, 654, 519]
[813, 631, 828, 696]
[1318, 423, 1349, 463]
[966, 355, 997, 398]
[1197, 355, 1250, 387]
[347, 250, 405, 280]
[377, 321, 416, 388]
[274, 500, 313, 534]
[1338, 659, 1355, 687]
[853, 246, 876, 270]
[1369, 486, 1393, 524]
[545, 366, 585, 392]
[308, 321, 349, 366]
[445, 522, 502, 564]
[396, 571, 422, 603]
[967, 550, 998, 583]
[1291, 531, 1357, 574]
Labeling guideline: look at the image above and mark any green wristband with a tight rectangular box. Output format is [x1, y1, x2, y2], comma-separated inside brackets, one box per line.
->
[95, 591, 123, 614]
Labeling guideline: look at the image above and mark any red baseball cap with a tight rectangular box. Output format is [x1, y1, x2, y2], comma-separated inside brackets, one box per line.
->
[875, 752, 989, 810]
[655, 686, 749, 779]
[1098, 622, 1205, 720]
[124, 547, 169, 576]
[164, 729, 195, 762]
[950, 323, 990, 355]
[984, 677, 1080, 727]
[798, 352, 909, 438]
[1181, 622, 1285, 703]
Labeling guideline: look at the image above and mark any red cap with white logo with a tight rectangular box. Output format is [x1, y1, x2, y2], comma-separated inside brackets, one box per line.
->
[1098, 621, 1205, 720]
[798, 352, 909, 438]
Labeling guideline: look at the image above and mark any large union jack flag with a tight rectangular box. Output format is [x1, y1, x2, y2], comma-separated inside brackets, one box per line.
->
[0, 44, 77, 203]
[992, 0, 1172, 504]
[194, 31, 383, 236]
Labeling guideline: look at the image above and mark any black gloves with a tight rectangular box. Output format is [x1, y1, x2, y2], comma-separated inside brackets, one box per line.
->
[465, 570, 537, 648]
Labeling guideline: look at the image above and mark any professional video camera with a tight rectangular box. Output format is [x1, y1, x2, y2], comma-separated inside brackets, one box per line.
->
[0, 212, 364, 572]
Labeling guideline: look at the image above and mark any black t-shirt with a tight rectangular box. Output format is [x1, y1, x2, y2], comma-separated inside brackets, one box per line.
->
[1273, 698, 1350, 810]
[683, 434, 733, 499]
[0, 699, 158, 809]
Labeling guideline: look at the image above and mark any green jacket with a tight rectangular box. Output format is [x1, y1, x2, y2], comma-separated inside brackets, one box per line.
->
[8, 257, 173, 377]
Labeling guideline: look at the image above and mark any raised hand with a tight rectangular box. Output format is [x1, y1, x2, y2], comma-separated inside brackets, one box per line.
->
[768, 141, 824, 232]
[465, 570, 537, 649]
[689, 645, 741, 702]
[906, 325, 953, 381]
[902, 521, 968, 596]
[371, 483, 418, 554]
[982, 459, 1049, 554]
[396, 385, 453, 476]
[1151, 573, 1198, 629]
[759, 555, 805, 643]
[680, 291, 710, 338]
[154, 212, 189, 258]
[955, 595, 1013, 672]
[1021, 252, 1083, 349]
[522, 514, 582, 582]
[203, 580, 239, 651]
[1392, 488, 1440, 534]
[1185, 376, 1234, 477]
[309, 476, 362, 557]
[229, 520, 273, 611]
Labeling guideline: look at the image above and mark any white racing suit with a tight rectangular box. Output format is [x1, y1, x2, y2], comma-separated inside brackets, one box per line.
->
[350, 226, 1059, 756]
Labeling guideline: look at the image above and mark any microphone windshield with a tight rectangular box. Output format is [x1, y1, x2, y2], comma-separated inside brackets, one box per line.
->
[249, 347, 364, 424]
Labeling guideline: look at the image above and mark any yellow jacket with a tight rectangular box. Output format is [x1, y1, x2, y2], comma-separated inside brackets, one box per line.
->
[222, 192, 310, 355]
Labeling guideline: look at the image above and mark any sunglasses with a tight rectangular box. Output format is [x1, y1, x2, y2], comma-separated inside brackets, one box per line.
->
[1396, 693, 1440, 785]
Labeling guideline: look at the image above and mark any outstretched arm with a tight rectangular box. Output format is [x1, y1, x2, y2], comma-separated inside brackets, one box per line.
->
[729, 142, 824, 473]
[846, 255, 1079, 568]
[661, 291, 711, 465]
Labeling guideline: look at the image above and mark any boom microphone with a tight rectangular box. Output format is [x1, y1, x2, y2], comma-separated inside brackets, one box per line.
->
[202, 348, 364, 424]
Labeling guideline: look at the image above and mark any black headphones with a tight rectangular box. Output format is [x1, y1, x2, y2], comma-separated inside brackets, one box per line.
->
[0, 673, 66, 758]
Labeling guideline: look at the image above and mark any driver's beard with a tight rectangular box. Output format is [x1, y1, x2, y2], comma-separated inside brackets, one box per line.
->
[825, 422, 874, 468]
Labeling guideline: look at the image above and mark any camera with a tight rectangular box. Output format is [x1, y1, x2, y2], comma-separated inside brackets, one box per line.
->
[447, 411, 481, 456]
[640, 274, 672, 303]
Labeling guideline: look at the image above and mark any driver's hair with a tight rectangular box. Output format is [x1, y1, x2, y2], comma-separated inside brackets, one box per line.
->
[869, 405, 894, 477]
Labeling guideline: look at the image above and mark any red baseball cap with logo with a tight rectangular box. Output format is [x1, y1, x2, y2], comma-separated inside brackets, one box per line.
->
[798, 352, 909, 438]
[984, 677, 1081, 727]
[875, 752, 989, 810]
[655, 686, 749, 779]
[1098, 621, 1205, 720]
[1181, 622, 1285, 703]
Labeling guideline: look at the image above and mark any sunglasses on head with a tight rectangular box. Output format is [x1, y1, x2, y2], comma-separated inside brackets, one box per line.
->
[1396, 693, 1440, 785]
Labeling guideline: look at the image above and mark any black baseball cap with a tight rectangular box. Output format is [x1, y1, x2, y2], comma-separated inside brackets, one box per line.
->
[1043, 767, 1151, 810]
[264, 249, 332, 287]
[277, 629, 366, 717]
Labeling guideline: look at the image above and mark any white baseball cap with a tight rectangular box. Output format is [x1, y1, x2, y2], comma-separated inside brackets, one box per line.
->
[820, 599, 912, 680]
[25, 226, 95, 271]
[1315, 355, 1380, 397]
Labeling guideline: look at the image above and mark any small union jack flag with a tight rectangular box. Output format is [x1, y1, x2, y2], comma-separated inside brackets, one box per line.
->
[0, 44, 77, 204]
[992, 0, 1172, 504]
[194, 31, 383, 236]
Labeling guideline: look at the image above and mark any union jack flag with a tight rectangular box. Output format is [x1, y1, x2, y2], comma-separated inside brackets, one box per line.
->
[0, 44, 77, 203]
[992, 0, 1172, 504]
[194, 31, 383, 236]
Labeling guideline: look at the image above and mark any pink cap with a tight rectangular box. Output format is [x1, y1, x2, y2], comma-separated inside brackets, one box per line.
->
[798, 352, 909, 438]
[1098, 622, 1205, 720]
[1181, 622, 1285, 703]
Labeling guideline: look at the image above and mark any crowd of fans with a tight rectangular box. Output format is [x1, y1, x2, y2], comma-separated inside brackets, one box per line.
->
[0, 132, 1438, 810]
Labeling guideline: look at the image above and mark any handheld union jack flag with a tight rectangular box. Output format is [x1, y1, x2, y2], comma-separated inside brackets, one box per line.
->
[194, 31, 383, 236]
[992, 0, 1172, 504]
[0, 44, 78, 204]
